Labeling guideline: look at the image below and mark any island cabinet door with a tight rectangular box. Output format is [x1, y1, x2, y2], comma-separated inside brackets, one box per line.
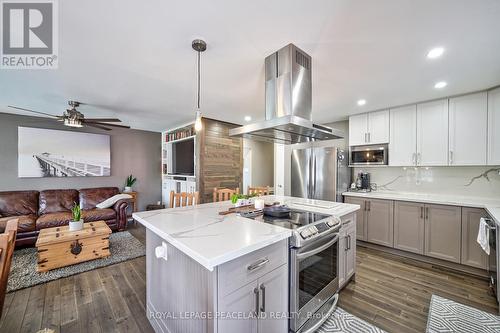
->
[257, 265, 288, 333]
[218, 282, 258, 333]
[344, 197, 367, 241]
[394, 201, 425, 254]
[366, 199, 394, 247]
[424, 204, 462, 263]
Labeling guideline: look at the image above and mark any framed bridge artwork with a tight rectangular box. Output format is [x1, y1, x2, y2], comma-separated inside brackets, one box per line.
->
[18, 127, 111, 178]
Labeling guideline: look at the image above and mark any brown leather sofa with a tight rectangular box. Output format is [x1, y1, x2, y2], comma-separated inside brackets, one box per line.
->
[0, 187, 128, 247]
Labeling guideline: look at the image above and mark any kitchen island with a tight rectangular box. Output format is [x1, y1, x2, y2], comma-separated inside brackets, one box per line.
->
[133, 195, 359, 333]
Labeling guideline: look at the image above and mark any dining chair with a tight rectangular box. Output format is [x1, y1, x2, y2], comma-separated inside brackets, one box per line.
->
[248, 186, 271, 196]
[213, 187, 240, 202]
[169, 191, 199, 208]
[0, 219, 18, 317]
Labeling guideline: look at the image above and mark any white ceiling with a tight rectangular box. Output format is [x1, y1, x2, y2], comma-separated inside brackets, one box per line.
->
[1, 0, 500, 132]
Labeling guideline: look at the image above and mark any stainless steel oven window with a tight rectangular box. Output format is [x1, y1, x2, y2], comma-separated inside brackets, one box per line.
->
[290, 233, 339, 332]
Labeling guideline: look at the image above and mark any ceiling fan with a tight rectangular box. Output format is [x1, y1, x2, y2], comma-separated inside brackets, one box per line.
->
[8, 101, 130, 131]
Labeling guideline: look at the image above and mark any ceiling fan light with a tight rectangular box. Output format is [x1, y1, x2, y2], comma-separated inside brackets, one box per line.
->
[64, 118, 83, 128]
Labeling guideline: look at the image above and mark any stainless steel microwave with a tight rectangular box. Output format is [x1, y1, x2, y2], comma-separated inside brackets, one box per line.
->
[349, 144, 388, 166]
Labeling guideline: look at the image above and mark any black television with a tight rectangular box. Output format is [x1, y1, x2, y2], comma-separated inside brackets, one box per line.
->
[172, 138, 194, 176]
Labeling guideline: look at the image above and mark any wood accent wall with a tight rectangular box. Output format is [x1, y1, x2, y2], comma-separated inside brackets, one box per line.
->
[196, 118, 243, 203]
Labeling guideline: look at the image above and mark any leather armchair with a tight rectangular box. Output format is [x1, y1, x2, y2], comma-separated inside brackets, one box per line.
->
[113, 199, 129, 231]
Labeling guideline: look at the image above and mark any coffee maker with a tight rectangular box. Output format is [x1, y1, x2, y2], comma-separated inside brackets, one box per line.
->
[355, 172, 371, 191]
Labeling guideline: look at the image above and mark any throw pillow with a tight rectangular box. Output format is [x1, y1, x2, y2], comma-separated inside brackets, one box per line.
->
[96, 194, 132, 209]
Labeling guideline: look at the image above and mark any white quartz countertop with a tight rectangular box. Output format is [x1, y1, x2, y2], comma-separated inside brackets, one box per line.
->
[133, 195, 360, 271]
[342, 191, 500, 226]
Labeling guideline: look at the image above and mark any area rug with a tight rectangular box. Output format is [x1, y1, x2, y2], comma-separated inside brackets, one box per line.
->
[318, 307, 386, 333]
[426, 295, 500, 333]
[7, 231, 145, 293]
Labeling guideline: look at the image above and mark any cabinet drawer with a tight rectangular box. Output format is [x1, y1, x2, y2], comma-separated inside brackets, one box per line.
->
[218, 240, 287, 296]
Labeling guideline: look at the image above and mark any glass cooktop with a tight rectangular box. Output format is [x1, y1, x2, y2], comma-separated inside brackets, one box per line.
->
[242, 209, 331, 230]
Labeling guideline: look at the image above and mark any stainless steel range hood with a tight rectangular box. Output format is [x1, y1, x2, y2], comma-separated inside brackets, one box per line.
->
[229, 43, 343, 144]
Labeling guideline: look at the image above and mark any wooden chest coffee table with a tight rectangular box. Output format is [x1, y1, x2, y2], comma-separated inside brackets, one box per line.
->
[35, 221, 112, 272]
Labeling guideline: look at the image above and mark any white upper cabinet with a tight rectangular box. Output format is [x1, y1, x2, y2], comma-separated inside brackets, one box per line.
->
[416, 99, 449, 166]
[389, 105, 417, 166]
[349, 110, 389, 146]
[449, 92, 488, 165]
[488, 87, 500, 165]
[368, 110, 390, 144]
[349, 113, 369, 146]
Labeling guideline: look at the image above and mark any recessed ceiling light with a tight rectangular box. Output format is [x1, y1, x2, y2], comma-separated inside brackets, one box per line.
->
[427, 47, 445, 59]
[244, 116, 252, 122]
[434, 81, 447, 89]
[357, 99, 366, 106]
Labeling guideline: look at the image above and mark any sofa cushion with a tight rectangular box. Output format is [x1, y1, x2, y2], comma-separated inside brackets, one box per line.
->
[0, 215, 36, 233]
[82, 208, 116, 222]
[39, 189, 79, 215]
[0, 190, 39, 216]
[36, 212, 73, 230]
[79, 187, 119, 210]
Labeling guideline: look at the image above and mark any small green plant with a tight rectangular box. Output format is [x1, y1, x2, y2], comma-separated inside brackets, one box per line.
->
[125, 174, 137, 187]
[230, 193, 258, 204]
[71, 202, 81, 221]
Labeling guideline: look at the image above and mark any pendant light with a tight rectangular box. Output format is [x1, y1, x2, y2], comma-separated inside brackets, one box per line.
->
[192, 39, 206, 131]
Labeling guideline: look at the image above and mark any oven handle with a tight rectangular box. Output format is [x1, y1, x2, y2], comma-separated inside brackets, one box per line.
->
[296, 235, 339, 260]
[298, 293, 339, 333]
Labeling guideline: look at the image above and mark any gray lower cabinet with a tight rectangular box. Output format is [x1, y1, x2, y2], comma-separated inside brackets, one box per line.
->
[218, 265, 288, 333]
[344, 197, 367, 241]
[366, 199, 394, 247]
[461, 207, 489, 270]
[338, 214, 356, 289]
[146, 230, 288, 333]
[424, 204, 462, 263]
[394, 201, 425, 254]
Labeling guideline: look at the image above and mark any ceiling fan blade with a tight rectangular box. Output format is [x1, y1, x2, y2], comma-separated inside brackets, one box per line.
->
[83, 118, 122, 122]
[83, 121, 130, 129]
[8, 106, 62, 118]
[85, 123, 112, 131]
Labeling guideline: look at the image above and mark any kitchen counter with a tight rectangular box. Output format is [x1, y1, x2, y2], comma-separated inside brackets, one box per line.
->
[133, 195, 359, 271]
[343, 191, 500, 226]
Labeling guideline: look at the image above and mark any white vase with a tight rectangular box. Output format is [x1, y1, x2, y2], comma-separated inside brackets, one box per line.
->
[124, 186, 132, 192]
[69, 220, 84, 231]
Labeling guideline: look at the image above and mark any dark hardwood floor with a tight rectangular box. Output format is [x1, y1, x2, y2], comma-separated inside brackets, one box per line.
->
[339, 246, 498, 333]
[0, 224, 497, 333]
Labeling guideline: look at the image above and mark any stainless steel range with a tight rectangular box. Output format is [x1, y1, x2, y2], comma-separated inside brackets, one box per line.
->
[240, 206, 341, 333]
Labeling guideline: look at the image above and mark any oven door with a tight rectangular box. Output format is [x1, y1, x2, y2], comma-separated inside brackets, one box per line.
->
[290, 233, 339, 332]
[349, 144, 388, 165]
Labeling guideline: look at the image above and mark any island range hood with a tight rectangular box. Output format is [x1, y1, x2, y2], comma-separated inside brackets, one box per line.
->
[229, 43, 343, 144]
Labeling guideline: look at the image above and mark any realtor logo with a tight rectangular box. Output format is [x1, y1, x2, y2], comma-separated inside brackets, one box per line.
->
[1, 0, 58, 69]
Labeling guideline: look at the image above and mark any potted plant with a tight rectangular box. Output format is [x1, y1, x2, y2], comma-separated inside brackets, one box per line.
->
[124, 174, 137, 192]
[231, 193, 257, 207]
[69, 202, 84, 231]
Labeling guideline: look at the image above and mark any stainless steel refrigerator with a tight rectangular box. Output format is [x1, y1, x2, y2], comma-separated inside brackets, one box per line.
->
[291, 147, 351, 202]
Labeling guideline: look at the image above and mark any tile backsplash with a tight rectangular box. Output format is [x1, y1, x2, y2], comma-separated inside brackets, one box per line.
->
[353, 166, 500, 198]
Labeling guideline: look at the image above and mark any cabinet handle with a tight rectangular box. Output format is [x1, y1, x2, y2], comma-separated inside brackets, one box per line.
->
[364, 133, 367, 143]
[420, 206, 423, 219]
[345, 236, 349, 251]
[260, 284, 266, 312]
[253, 288, 260, 316]
[247, 258, 269, 271]
[412, 153, 416, 165]
[368, 133, 371, 143]
[449, 151, 454, 164]
[425, 207, 429, 220]
[417, 153, 421, 165]
[367, 201, 371, 211]
[348, 235, 351, 250]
